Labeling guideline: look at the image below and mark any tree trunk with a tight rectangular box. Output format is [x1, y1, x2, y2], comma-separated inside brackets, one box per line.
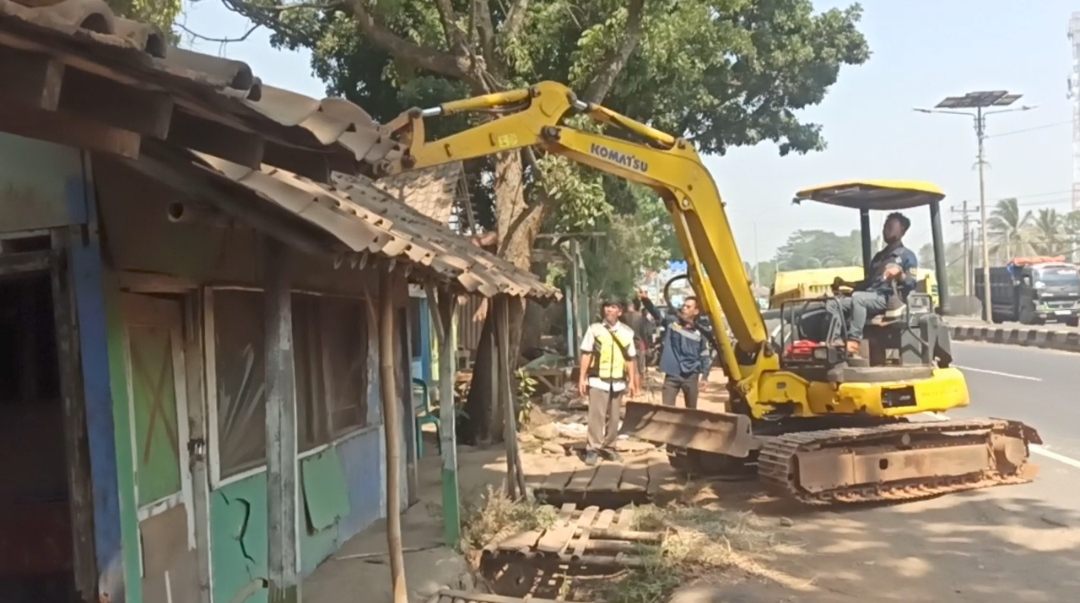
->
[463, 152, 542, 443]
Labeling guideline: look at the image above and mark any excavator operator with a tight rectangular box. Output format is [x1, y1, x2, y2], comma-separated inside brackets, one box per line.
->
[830, 212, 917, 357]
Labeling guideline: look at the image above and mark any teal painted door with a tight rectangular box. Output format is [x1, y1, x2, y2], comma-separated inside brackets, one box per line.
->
[121, 294, 199, 602]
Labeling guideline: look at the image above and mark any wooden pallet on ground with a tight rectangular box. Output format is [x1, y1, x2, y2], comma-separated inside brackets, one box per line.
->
[484, 504, 663, 569]
[434, 590, 590, 603]
[531, 457, 679, 508]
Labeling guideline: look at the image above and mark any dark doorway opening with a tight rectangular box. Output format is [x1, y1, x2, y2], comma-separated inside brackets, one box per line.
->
[0, 271, 74, 602]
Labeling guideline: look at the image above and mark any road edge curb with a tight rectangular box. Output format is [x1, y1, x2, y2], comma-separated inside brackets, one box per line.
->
[950, 324, 1080, 353]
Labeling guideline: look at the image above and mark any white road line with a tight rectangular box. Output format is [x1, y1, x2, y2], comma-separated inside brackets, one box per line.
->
[1031, 444, 1080, 471]
[955, 365, 1042, 382]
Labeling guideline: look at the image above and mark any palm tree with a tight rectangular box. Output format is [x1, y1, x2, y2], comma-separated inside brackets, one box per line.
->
[988, 198, 1032, 261]
[1030, 208, 1064, 256]
[1065, 210, 1080, 262]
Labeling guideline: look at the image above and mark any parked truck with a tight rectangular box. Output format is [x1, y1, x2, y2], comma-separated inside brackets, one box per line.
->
[975, 257, 1080, 326]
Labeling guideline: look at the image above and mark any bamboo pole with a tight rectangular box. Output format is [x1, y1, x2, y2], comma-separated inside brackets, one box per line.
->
[425, 284, 461, 547]
[378, 268, 408, 603]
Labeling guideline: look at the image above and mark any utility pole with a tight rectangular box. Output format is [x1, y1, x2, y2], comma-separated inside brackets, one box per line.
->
[951, 200, 978, 297]
[753, 222, 761, 286]
[916, 91, 1035, 322]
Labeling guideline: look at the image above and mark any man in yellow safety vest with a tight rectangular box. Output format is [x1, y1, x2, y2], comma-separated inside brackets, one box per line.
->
[577, 299, 639, 466]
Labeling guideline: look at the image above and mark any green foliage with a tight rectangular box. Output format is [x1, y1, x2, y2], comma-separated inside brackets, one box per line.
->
[918, 240, 965, 295]
[107, 0, 181, 33]
[225, 0, 868, 267]
[577, 187, 682, 302]
[988, 198, 1034, 261]
[775, 229, 864, 270]
[514, 368, 537, 427]
[462, 485, 557, 549]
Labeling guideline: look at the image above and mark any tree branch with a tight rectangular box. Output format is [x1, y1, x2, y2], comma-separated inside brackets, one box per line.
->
[343, 0, 475, 82]
[434, 0, 470, 57]
[499, 0, 529, 44]
[582, 0, 646, 104]
[473, 0, 498, 64]
[177, 22, 259, 44]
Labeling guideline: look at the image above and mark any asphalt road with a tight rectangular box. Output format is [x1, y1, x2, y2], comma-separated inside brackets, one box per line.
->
[688, 341, 1080, 602]
[951, 340, 1080, 463]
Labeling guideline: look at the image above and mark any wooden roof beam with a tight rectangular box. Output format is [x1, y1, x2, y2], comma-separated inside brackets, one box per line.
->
[166, 110, 265, 169]
[0, 46, 64, 111]
[58, 68, 173, 138]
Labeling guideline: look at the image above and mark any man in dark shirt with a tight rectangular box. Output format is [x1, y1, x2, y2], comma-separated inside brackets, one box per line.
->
[622, 299, 655, 382]
[832, 212, 918, 357]
[639, 291, 711, 409]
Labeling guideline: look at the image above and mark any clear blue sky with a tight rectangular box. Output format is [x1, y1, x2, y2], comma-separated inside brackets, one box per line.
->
[180, 0, 1078, 262]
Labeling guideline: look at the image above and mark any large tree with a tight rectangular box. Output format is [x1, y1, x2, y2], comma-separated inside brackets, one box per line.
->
[775, 229, 865, 270]
[223, 0, 869, 441]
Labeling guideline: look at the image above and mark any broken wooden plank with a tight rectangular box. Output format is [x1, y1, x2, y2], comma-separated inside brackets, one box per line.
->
[570, 506, 600, 559]
[535, 504, 578, 553]
[594, 509, 616, 531]
[495, 530, 544, 552]
[646, 460, 679, 497]
[614, 506, 636, 529]
[620, 456, 650, 492]
[437, 590, 591, 603]
[587, 463, 624, 493]
[537, 469, 573, 495]
[580, 528, 663, 543]
[566, 466, 598, 492]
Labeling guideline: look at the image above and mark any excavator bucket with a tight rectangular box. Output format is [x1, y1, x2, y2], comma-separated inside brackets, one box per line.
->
[621, 401, 755, 458]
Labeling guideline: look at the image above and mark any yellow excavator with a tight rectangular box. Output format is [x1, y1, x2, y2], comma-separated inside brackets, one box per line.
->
[376, 81, 1040, 504]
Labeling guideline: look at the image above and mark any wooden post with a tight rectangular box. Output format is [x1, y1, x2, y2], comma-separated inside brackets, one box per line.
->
[426, 285, 461, 548]
[379, 268, 408, 603]
[495, 295, 526, 499]
[263, 238, 299, 603]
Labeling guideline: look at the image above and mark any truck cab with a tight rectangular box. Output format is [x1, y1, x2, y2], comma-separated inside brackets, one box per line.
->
[977, 258, 1080, 326]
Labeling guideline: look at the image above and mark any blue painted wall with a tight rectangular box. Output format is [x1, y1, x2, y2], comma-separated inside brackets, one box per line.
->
[209, 426, 385, 603]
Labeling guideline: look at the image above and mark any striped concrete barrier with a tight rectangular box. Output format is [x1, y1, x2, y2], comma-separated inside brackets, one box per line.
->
[949, 323, 1080, 353]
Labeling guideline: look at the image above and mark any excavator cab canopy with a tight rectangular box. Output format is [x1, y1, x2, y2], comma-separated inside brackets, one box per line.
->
[793, 180, 950, 311]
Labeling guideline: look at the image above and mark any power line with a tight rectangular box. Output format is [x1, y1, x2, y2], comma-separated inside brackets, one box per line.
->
[986, 120, 1075, 138]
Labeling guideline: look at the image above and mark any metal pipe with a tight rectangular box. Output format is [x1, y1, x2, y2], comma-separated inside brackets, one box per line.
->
[859, 208, 873, 279]
[929, 199, 950, 312]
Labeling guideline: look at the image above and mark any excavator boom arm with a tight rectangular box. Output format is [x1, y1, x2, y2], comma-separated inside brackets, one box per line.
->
[379, 81, 770, 384]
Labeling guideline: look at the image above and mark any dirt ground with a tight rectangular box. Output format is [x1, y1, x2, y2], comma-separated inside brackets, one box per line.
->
[319, 366, 1080, 603]
[516, 369, 1080, 602]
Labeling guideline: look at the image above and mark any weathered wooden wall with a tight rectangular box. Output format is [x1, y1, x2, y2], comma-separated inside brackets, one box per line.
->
[91, 157, 417, 603]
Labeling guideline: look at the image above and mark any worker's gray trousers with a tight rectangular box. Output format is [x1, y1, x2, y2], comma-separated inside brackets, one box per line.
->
[832, 292, 889, 341]
[587, 386, 624, 452]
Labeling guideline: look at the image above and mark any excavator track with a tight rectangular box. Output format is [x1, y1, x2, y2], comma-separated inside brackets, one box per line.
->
[757, 419, 1041, 504]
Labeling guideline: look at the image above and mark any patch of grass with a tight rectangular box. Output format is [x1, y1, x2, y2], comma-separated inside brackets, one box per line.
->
[594, 504, 777, 603]
[597, 549, 683, 603]
[462, 486, 558, 550]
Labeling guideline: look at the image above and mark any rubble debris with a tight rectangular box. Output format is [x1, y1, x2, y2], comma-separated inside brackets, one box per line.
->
[542, 442, 567, 456]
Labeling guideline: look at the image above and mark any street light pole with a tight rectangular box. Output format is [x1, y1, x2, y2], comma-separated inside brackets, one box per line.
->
[976, 106, 992, 322]
[915, 91, 1034, 322]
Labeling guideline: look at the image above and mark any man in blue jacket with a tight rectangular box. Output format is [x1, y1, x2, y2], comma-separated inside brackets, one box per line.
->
[831, 212, 917, 357]
[640, 291, 712, 409]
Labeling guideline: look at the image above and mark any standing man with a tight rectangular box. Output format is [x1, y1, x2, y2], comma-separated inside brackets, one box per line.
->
[578, 299, 639, 466]
[640, 291, 711, 409]
[622, 298, 655, 384]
